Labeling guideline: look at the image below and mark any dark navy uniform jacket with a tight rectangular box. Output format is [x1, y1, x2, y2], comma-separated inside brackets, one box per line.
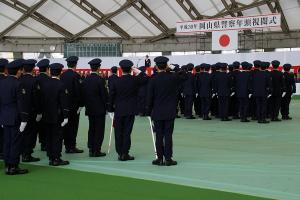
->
[252, 71, 272, 97]
[82, 73, 108, 116]
[235, 71, 252, 98]
[108, 74, 118, 91]
[60, 69, 83, 110]
[183, 73, 195, 96]
[271, 70, 286, 96]
[36, 73, 49, 108]
[0, 76, 29, 126]
[19, 74, 41, 116]
[197, 72, 213, 98]
[146, 71, 187, 120]
[41, 77, 69, 124]
[283, 72, 296, 96]
[213, 72, 232, 97]
[108, 73, 147, 117]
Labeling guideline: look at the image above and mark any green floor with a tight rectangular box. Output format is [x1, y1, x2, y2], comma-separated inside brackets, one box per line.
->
[1, 100, 300, 200]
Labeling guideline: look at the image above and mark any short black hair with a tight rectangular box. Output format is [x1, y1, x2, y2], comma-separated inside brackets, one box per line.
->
[122, 67, 131, 74]
[7, 68, 19, 75]
[67, 62, 77, 68]
[156, 63, 167, 70]
[23, 65, 35, 73]
[50, 69, 62, 76]
[0, 67, 5, 73]
[90, 65, 100, 72]
[39, 66, 48, 73]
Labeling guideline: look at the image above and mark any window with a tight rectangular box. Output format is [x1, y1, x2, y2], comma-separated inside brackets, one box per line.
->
[275, 48, 290, 52]
[0, 52, 14, 61]
[222, 50, 237, 54]
[291, 48, 300, 52]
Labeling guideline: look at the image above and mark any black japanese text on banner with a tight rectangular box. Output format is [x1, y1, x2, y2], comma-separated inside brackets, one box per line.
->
[176, 14, 281, 33]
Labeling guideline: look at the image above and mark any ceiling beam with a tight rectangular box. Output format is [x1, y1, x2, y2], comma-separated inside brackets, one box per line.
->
[70, 0, 137, 41]
[129, 0, 169, 34]
[220, 0, 236, 17]
[147, 0, 277, 42]
[175, 0, 205, 20]
[0, 0, 74, 39]
[0, 0, 47, 39]
[70, 0, 132, 40]
[266, 0, 290, 33]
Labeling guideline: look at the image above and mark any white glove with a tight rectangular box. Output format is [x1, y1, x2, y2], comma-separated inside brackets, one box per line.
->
[230, 92, 235, 97]
[61, 118, 68, 127]
[19, 122, 27, 133]
[267, 94, 272, 99]
[249, 94, 252, 98]
[212, 93, 216, 98]
[282, 92, 286, 97]
[77, 107, 83, 114]
[195, 93, 198, 98]
[169, 64, 175, 70]
[181, 93, 184, 98]
[108, 112, 114, 120]
[36, 114, 42, 122]
[132, 67, 141, 75]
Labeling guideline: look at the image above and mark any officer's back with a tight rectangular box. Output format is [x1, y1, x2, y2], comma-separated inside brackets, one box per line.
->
[82, 72, 107, 116]
[108, 66, 118, 90]
[252, 62, 272, 97]
[236, 62, 252, 98]
[198, 64, 212, 97]
[214, 63, 231, 97]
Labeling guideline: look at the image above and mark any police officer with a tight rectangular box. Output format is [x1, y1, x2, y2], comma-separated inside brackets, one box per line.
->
[214, 63, 232, 121]
[61, 56, 84, 153]
[0, 59, 29, 175]
[42, 63, 69, 166]
[270, 60, 285, 121]
[108, 66, 119, 91]
[193, 65, 202, 117]
[281, 64, 296, 120]
[230, 62, 240, 119]
[108, 59, 147, 161]
[82, 59, 108, 157]
[19, 59, 41, 162]
[0, 58, 8, 160]
[210, 64, 219, 117]
[146, 56, 187, 166]
[183, 63, 195, 119]
[137, 66, 149, 116]
[236, 62, 252, 122]
[252, 62, 272, 123]
[197, 64, 213, 120]
[36, 59, 50, 151]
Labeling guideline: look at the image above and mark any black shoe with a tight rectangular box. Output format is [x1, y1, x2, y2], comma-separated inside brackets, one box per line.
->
[259, 120, 269, 124]
[120, 154, 135, 161]
[49, 158, 70, 166]
[22, 155, 40, 163]
[286, 116, 292, 120]
[271, 118, 281, 122]
[0, 153, 3, 160]
[203, 117, 212, 120]
[165, 159, 177, 166]
[89, 152, 106, 157]
[233, 116, 240, 119]
[176, 115, 181, 118]
[6, 166, 28, 175]
[152, 158, 164, 166]
[65, 147, 84, 154]
[251, 117, 257, 121]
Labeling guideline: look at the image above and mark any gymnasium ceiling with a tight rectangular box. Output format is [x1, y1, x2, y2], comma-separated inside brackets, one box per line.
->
[0, 0, 299, 42]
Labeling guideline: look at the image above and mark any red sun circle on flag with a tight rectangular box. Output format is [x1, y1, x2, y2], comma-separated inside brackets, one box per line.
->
[219, 34, 230, 47]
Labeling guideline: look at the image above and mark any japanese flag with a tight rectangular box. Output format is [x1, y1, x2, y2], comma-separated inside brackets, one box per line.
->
[212, 30, 238, 51]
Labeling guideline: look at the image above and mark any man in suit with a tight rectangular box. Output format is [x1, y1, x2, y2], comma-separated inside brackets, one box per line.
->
[146, 56, 187, 166]
[42, 63, 70, 166]
[0, 59, 8, 160]
[270, 60, 285, 121]
[281, 64, 296, 120]
[19, 59, 41, 162]
[213, 63, 233, 121]
[0, 59, 29, 175]
[145, 55, 151, 68]
[183, 63, 195, 119]
[82, 59, 108, 157]
[197, 64, 213, 120]
[36, 59, 50, 151]
[60, 56, 84, 153]
[108, 59, 147, 161]
[236, 62, 252, 122]
[108, 66, 118, 91]
[252, 62, 272, 123]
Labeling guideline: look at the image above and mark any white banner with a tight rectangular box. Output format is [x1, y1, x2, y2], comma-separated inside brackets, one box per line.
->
[212, 31, 238, 51]
[176, 14, 281, 33]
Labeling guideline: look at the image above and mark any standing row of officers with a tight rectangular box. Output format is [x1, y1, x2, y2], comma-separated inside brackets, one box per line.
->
[0, 56, 296, 175]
